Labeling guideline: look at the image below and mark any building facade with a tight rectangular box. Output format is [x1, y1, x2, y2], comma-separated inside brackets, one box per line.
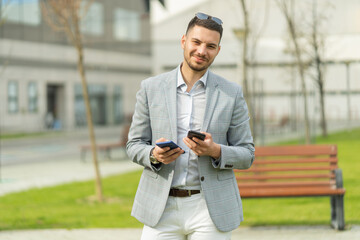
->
[0, 0, 159, 132]
[151, 0, 360, 136]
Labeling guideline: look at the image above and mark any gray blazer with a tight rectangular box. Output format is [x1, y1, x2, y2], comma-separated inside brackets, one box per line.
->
[126, 67, 255, 232]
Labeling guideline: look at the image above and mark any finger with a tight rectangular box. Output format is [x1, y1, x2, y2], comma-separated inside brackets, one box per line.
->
[183, 137, 193, 148]
[161, 150, 183, 164]
[165, 147, 183, 157]
[155, 146, 170, 154]
[203, 132, 210, 137]
[185, 137, 198, 148]
[203, 132, 213, 142]
[191, 137, 204, 145]
[153, 146, 171, 161]
[158, 147, 182, 159]
[155, 138, 168, 143]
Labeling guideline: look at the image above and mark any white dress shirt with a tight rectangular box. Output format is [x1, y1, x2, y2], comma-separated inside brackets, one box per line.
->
[171, 66, 208, 190]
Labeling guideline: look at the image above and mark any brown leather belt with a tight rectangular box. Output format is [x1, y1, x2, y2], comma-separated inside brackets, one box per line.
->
[169, 189, 201, 197]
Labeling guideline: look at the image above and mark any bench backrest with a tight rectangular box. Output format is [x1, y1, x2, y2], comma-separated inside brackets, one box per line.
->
[234, 145, 341, 197]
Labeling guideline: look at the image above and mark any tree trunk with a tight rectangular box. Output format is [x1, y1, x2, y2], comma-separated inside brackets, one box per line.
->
[240, 0, 254, 135]
[76, 45, 103, 202]
[40, 0, 104, 202]
[74, 16, 103, 202]
[319, 84, 327, 137]
[293, 39, 311, 144]
[279, 0, 311, 144]
[315, 55, 327, 137]
[312, 0, 327, 137]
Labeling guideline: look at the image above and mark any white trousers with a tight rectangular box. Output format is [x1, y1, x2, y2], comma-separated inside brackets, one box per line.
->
[140, 192, 232, 240]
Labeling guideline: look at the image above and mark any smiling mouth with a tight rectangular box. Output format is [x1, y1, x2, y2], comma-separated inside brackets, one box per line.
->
[193, 55, 207, 63]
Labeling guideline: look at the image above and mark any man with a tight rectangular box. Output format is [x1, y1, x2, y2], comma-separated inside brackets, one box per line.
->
[126, 12, 254, 239]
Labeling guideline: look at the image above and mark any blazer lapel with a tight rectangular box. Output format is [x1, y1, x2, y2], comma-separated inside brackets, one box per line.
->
[202, 72, 219, 132]
[162, 68, 178, 141]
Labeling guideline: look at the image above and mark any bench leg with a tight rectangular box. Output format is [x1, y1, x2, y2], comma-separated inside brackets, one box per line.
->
[330, 195, 345, 230]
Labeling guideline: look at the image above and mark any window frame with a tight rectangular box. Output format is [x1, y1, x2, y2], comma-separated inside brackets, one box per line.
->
[2, 0, 41, 26]
[7, 80, 19, 114]
[113, 8, 141, 42]
[27, 81, 38, 113]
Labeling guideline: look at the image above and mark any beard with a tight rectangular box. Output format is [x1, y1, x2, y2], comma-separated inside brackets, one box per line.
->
[184, 53, 214, 72]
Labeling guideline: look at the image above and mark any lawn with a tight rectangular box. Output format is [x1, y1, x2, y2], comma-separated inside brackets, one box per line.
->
[0, 171, 143, 230]
[0, 128, 359, 230]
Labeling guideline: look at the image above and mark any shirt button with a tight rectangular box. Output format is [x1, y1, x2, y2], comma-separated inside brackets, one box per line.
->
[201, 176, 205, 181]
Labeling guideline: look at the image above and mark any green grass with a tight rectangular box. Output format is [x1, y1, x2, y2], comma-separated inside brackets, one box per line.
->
[0, 131, 63, 140]
[0, 171, 143, 230]
[0, 128, 359, 230]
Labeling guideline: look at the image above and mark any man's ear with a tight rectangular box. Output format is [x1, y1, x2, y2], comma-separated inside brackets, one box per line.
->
[181, 34, 186, 49]
[217, 45, 221, 55]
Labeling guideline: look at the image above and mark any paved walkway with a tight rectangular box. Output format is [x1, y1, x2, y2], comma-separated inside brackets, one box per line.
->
[0, 156, 141, 196]
[0, 225, 359, 240]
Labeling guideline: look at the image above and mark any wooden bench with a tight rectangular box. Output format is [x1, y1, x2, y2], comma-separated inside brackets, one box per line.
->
[234, 144, 346, 230]
[80, 125, 129, 162]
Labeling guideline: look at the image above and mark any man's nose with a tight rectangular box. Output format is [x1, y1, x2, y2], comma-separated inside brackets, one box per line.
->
[196, 44, 206, 55]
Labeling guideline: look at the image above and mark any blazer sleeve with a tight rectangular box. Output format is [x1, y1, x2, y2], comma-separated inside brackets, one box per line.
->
[215, 85, 255, 170]
[126, 80, 157, 170]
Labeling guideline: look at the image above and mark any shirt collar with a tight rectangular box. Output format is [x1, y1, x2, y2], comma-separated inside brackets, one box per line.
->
[177, 64, 209, 89]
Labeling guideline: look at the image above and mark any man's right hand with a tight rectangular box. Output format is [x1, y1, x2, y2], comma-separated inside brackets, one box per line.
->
[153, 138, 184, 164]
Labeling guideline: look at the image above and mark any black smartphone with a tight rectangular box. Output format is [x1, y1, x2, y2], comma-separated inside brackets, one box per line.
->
[187, 130, 206, 141]
[156, 141, 183, 150]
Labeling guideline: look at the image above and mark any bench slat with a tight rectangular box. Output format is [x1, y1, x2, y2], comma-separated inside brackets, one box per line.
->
[239, 187, 345, 198]
[253, 158, 338, 165]
[238, 180, 335, 188]
[241, 165, 338, 172]
[236, 173, 335, 180]
[255, 145, 337, 157]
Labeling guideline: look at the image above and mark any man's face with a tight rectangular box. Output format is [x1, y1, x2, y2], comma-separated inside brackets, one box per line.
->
[181, 25, 221, 72]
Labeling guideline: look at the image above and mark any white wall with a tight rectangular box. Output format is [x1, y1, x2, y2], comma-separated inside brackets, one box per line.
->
[151, 0, 360, 122]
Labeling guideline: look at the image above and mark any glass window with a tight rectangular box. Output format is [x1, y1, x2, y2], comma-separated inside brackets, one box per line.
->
[2, 0, 41, 25]
[113, 86, 124, 124]
[75, 84, 107, 126]
[8, 81, 18, 113]
[81, 1, 104, 36]
[114, 8, 140, 41]
[28, 82, 38, 113]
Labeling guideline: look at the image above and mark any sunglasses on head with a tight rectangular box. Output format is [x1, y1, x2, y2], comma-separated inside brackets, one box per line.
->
[195, 12, 223, 25]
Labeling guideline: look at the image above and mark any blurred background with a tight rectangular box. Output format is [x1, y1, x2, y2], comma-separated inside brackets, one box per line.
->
[0, 0, 359, 145]
[1, 0, 154, 133]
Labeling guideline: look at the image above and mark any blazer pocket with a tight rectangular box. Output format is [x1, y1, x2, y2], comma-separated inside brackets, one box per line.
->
[217, 170, 234, 181]
[144, 168, 159, 179]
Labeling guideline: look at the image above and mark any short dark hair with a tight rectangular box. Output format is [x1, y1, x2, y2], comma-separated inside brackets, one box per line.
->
[186, 15, 223, 41]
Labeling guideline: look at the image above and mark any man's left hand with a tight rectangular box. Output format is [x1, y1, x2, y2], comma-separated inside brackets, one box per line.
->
[183, 132, 221, 159]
